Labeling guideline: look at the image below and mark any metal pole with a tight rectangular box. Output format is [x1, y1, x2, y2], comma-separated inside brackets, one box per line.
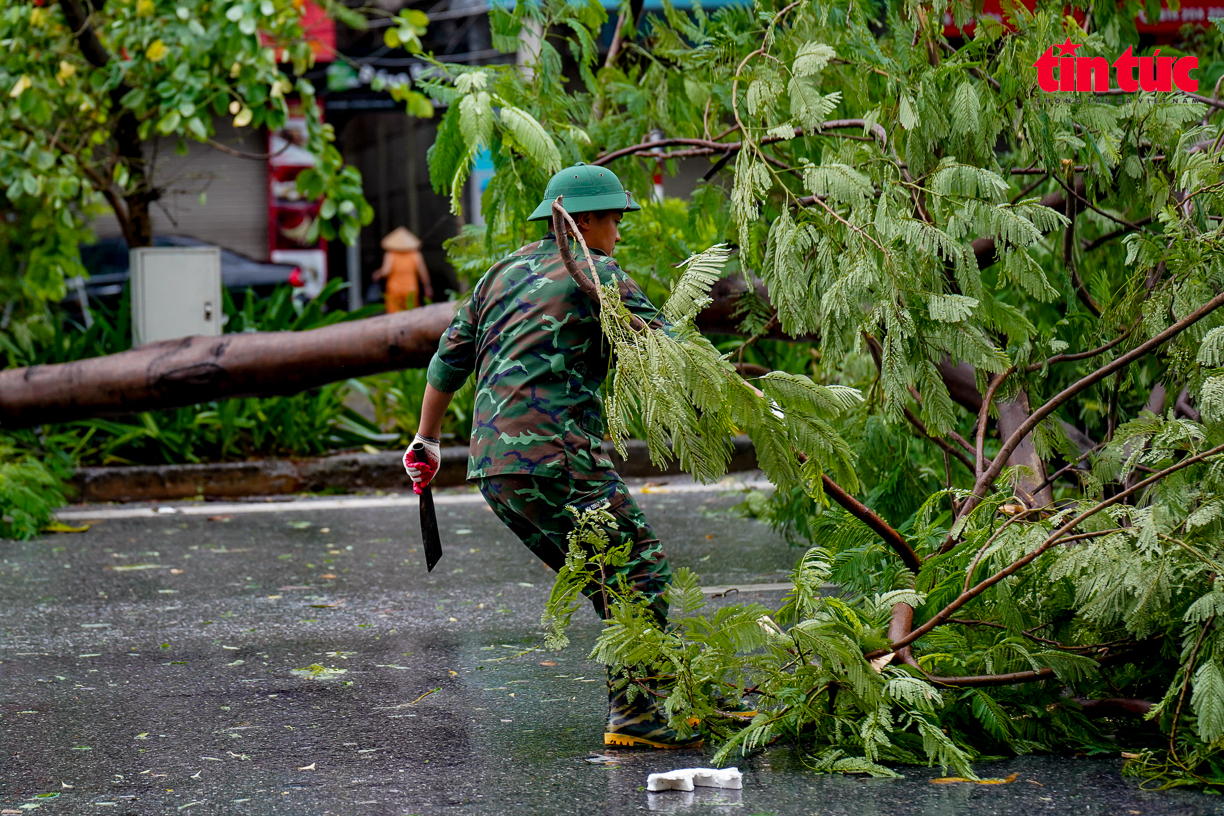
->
[347, 239, 362, 311]
[648, 128, 665, 202]
[73, 277, 94, 329]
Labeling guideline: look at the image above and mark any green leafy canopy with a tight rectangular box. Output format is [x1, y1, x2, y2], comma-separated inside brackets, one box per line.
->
[427, 0, 1224, 787]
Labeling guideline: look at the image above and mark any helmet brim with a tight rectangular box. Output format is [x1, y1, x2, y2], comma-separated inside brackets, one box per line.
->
[527, 191, 643, 222]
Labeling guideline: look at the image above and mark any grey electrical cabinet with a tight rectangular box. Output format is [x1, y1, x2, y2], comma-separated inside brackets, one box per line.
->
[130, 246, 222, 346]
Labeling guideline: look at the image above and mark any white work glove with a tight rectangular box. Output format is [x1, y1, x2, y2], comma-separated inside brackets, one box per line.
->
[403, 434, 441, 493]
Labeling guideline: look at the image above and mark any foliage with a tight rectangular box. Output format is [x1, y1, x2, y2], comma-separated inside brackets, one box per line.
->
[354, 369, 474, 449]
[0, 442, 68, 540]
[0, 0, 391, 333]
[427, 0, 1224, 787]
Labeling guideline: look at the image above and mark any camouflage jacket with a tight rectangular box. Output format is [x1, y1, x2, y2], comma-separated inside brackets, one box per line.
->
[426, 237, 667, 481]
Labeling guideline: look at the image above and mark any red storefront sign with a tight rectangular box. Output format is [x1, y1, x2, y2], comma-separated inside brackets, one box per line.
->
[264, 1, 336, 62]
[299, 0, 336, 61]
[944, 1, 1223, 40]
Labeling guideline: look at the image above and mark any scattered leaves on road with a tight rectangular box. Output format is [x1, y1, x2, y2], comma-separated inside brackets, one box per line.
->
[931, 773, 1019, 785]
[291, 664, 347, 680]
[406, 687, 440, 705]
[43, 522, 89, 534]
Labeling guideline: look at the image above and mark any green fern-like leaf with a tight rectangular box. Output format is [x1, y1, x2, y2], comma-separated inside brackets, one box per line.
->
[663, 244, 731, 323]
[498, 106, 562, 174]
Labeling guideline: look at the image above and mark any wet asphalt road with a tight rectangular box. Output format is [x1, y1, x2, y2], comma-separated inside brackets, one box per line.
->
[2, 476, 1223, 815]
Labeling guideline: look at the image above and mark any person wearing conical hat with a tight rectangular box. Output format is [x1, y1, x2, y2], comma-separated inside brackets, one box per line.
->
[374, 226, 432, 312]
[401, 164, 746, 748]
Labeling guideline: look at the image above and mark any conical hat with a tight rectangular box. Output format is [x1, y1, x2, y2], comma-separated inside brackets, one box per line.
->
[381, 226, 421, 252]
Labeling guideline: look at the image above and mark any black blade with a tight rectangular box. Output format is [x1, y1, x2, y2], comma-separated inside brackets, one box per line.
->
[420, 486, 443, 572]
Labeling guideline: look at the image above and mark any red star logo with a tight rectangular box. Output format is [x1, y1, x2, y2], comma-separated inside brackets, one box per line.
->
[1055, 37, 1083, 57]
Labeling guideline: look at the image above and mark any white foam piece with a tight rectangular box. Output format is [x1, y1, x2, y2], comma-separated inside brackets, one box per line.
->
[646, 771, 695, 792]
[646, 767, 742, 792]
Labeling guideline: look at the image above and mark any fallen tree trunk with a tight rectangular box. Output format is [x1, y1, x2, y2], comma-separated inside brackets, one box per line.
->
[0, 278, 807, 429]
[0, 303, 457, 429]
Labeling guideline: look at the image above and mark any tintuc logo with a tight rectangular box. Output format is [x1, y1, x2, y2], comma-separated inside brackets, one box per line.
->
[1032, 38, 1198, 93]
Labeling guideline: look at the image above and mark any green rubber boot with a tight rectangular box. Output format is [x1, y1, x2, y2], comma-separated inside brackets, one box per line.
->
[604, 671, 702, 749]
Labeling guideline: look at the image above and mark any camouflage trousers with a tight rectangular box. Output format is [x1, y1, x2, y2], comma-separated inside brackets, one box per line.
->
[476, 475, 672, 626]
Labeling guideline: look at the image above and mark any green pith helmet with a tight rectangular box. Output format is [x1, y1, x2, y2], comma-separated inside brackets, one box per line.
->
[527, 162, 642, 221]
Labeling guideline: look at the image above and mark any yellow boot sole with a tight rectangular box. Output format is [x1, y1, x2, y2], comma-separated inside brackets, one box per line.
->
[604, 732, 703, 749]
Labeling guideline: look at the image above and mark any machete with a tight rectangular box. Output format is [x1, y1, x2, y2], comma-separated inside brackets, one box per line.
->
[405, 441, 443, 572]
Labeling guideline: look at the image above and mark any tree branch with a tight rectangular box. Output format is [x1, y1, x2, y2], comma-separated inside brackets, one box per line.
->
[948, 616, 1129, 652]
[922, 667, 1054, 687]
[603, 10, 630, 69]
[1081, 217, 1154, 253]
[911, 646, 1141, 688]
[207, 139, 292, 161]
[58, 0, 113, 68]
[821, 474, 922, 573]
[903, 405, 974, 472]
[1052, 172, 1144, 231]
[1024, 328, 1133, 373]
[971, 179, 1083, 269]
[962, 506, 1043, 593]
[1063, 170, 1103, 317]
[1030, 443, 1102, 495]
[975, 367, 1013, 479]
[964, 290, 1224, 519]
[59, 0, 151, 247]
[591, 119, 888, 168]
[550, 199, 647, 332]
[864, 333, 973, 467]
[885, 442, 1224, 656]
[1010, 173, 1048, 204]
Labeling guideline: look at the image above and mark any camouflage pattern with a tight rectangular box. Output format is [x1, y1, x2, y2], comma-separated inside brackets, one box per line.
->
[605, 669, 702, 749]
[426, 237, 668, 481]
[477, 474, 672, 625]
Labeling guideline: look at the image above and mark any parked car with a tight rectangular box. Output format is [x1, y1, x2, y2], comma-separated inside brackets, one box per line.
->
[71, 235, 303, 307]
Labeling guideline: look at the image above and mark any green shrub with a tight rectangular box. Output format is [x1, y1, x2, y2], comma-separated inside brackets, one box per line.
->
[0, 445, 67, 540]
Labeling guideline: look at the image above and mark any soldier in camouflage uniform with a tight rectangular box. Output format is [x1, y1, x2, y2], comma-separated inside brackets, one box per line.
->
[403, 163, 700, 749]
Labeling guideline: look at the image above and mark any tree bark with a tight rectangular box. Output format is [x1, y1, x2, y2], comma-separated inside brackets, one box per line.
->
[1073, 697, 1153, 718]
[0, 276, 785, 427]
[58, 0, 154, 248]
[937, 360, 1053, 508]
[822, 474, 922, 573]
[0, 304, 456, 428]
